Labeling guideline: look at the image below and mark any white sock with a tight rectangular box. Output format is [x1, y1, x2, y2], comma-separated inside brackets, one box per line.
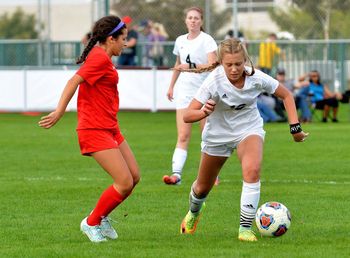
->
[172, 148, 187, 177]
[189, 187, 206, 215]
[240, 181, 260, 229]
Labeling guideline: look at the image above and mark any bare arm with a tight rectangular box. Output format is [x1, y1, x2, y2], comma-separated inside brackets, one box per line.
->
[183, 98, 216, 123]
[294, 80, 310, 89]
[126, 37, 137, 48]
[274, 84, 308, 142]
[38, 74, 84, 129]
[196, 51, 217, 69]
[174, 51, 217, 70]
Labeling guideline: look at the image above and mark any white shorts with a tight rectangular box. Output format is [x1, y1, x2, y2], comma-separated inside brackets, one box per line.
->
[175, 94, 194, 109]
[174, 83, 200, 109]
[201, 130, 266, 157]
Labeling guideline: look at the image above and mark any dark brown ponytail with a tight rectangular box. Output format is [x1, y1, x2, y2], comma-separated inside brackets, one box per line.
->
[76, 15, 126, 64]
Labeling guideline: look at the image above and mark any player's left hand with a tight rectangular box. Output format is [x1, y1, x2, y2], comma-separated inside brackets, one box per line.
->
[293, 131, 309, 142]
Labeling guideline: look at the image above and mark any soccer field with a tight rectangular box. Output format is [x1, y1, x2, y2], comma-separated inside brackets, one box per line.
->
[0, 109, 349, 258]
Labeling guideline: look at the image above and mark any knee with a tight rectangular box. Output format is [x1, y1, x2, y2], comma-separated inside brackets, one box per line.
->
[178, 135, 190, 145]
[132, 172, 141, 186]
[193, 181, 210, 198]
[115, 176, 134, 196]
[243, 165, 260, 182]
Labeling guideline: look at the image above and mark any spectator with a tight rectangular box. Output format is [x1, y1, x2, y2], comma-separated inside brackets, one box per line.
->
[137, 19, 153, 67]
[258, 33, 282, 76]
[225, 29, 245, 41]
[117, 16, 138, 66]
[275, 68, 312, 122]
[257, 95, 281, 123]
[296, 70, 341, 122]
[340, 89, 350, 103]
[149, 22, 168, 66]
[225, 29, 247, 48]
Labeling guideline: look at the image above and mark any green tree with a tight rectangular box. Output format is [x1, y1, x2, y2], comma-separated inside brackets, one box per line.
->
[269, 0, 350, 39]
[0, 7, 38, 39]
[111, 0, 231, 40]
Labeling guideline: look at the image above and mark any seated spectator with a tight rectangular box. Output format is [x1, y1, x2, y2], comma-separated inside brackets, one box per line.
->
[275, 68, 312, 122]
[257, 94, 282, 123]
[296, 70, 341, 122]
[340, 89, 350, 103]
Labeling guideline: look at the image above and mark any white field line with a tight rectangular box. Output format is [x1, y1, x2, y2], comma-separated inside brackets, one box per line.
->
[24, 177, 350, 185]
[262, 179, 350, 185]
[25, 176, 105, 181]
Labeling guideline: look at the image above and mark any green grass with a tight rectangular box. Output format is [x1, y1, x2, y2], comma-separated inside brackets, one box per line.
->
[0, 106, 349, 258]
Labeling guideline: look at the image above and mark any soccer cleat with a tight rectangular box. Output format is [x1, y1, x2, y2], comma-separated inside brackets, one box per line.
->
[180, 204, 205, 234]
[163, 174, 181, 185]
[80, 217, 107, 243]
[100, 217, 118, 239]
[238, 227, 258, 242]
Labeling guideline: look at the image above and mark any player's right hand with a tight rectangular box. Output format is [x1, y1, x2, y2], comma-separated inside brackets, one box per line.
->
[202, 99, 216, 116]
[38, 111, 62, 129]
[167, 88, 174, 101]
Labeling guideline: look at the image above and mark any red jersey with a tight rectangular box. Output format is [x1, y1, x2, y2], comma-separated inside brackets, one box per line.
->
[76, 46, 119, 130]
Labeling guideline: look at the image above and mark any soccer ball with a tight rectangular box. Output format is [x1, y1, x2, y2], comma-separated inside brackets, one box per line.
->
[255, 201, 291, 237]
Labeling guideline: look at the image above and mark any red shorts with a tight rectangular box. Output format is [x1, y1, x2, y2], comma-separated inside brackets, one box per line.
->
[77, 129, 125, 156]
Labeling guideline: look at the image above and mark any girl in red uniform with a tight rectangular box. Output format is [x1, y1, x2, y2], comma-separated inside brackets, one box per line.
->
[39, 15, 140, 243]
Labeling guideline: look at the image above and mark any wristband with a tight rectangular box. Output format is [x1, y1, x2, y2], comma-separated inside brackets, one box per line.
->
[289, 123, 302, 134]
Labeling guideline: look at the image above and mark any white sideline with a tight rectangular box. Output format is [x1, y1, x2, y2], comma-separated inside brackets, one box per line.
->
[23, 177, 350, 185]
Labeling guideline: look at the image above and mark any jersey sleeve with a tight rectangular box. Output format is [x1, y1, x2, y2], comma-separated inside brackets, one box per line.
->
[260, 71, 279, 94]
[76, 50, 110, 86]
[204, 35, 218, 53]
[194, 77, 214, 104]
[172, 37, 180, 56]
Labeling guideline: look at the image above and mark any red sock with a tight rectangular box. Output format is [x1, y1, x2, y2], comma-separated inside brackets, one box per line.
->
[87, 185, 125, 226]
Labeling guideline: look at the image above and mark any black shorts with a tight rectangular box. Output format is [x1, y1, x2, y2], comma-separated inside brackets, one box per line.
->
[315, 97, 339, 109]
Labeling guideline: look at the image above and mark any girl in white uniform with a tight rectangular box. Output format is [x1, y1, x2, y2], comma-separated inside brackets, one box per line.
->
[163, 7, 217, 185]
[179, 38, 308, 241]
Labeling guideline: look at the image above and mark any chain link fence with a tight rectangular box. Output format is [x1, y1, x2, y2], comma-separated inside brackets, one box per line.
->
[1, 0, 350, 91]
[110, 0, 350, 41]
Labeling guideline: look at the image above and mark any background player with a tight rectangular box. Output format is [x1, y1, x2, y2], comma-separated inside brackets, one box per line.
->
[163, 6, 217, 185]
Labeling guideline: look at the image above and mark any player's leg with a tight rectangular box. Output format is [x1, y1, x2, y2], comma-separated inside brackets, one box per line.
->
[94, 140, 140, 240]
[236, 135, 264, 241]
[118, 140, 141, 188]
[164, 108, 192, 185]
[199, 118, 220, 186]
[81, 148, 133, 241]
[181, 153, 227, 234]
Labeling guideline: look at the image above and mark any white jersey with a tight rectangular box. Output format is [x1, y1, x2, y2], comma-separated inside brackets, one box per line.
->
[195, 67, 279, 144]
[173, 32, 217, 101]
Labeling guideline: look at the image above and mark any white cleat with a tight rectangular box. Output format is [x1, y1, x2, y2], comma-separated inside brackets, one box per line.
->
[80, 217, 107, 243]
[100, 217, 118, 240]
